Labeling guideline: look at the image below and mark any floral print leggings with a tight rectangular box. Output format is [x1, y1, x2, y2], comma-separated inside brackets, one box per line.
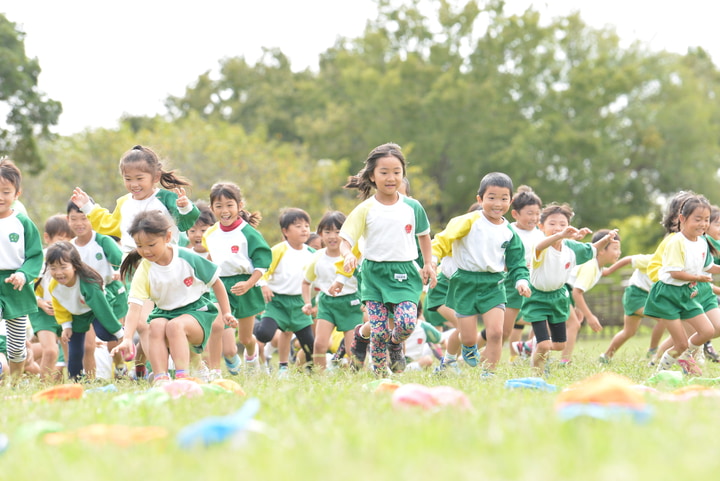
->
[365, 300, 417, 371]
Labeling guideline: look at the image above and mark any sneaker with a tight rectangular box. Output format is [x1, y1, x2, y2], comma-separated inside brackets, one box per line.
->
[388, 342, 406, 373]
[244, 354, 261, 373]
[196, 360, 211, 381]
[704, 342, 720, 363]
[332, 339, 347, 362]
[434, 359, 460, 375]
[480, 370, 495, 379]
[678, 358, 702, 376]
[695, 347, 706, 365]
[461, 344, 480, 367]
[646, 347, 658, 359]
[511, 341, 532, 358]
[559, 358, 572, 367]
[350, 325, 370, 368]
[153, 374, 171, 386]
[598, 353, 610, 364]
[224, 354, 242, 376]
[277, 365, 289, 379]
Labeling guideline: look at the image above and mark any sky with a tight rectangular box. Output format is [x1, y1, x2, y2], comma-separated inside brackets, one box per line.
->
[2, 0, 718, 136]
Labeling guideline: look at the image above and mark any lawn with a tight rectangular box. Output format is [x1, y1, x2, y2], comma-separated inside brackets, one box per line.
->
[2, 336, 719, 481]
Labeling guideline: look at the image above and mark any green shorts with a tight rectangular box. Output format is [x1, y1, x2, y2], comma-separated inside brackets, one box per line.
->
[147, 295, 217, 353]
[263, 293, 313, 332]
[522, 286, 570, 324]
[29, 309, 62, 336]
[644, 281, 704, 321]
[622, 285, 649, 317]
[221, 274, 266, 319]
[696, 282, 719, 313]
[360, 260, 423, 305]
[0, 270, 38, 319]
[106, 280, 129, 320]
[446, 269, 506, 317]
[504, 276, 525, 310]
[0, 334, 6, 354]
[425, 272, 450, 311]
[317, 293, 363, 332]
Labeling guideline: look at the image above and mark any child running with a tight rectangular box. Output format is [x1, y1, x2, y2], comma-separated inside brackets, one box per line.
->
[112, 210, 236, 384]
[203, 182, 271, 375]
[253, 208, 315, 376]
[521, 203, 617, 374]
[647, 195, 720, 375]
[302, 211, 363, 371]
[336, 143, 436, 375]
[0, 158, 43, 379]
[45, 242, 126, 380]
[432, 172, 529, 375]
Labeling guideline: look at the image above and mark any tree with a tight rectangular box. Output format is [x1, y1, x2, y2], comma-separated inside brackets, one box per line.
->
[0, 14, 61, 173]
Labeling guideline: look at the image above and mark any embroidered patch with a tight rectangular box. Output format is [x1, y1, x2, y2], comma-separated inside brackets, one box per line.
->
[96, 253, 103, 260]
[8, 233, 19, 243]
[405, 224, 412, 234]
[231, 245, 239, 253]
[183, 277, 194, 287]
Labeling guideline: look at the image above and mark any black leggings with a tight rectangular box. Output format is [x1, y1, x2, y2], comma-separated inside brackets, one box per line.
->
[254, 317, 314, 362]
[531, 320, 567, 344]
[68, 319, 120, 380]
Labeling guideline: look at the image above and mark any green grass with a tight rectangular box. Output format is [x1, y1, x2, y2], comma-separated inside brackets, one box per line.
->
[2, 337, 720, 481]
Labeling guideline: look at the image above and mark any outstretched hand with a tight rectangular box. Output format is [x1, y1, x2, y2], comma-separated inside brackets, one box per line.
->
[70, 187, 90, 209]
[175, 187, 189, 209]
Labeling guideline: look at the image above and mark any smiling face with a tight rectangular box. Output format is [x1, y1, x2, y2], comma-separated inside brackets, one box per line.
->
[67, 211, 93, 241]
[48, 260, 77, 287]
[479, 185, 512, 224]
[187, 222, 211, 253]
[370, 155, 404, 204]
[0, 177, 20, 219]
[319, 226, 341, 255]
[122, 165, 159, 201]
[706, 214, 720, 241]
[680, 205, 711, 241]
[133, 230, 173, 265]
[540, 212, 570, 237]
[211, 195, 241, 227]
[512, 204, 541, 231]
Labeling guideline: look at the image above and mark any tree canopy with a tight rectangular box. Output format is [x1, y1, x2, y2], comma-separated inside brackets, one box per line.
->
[0, 14, 61, 173]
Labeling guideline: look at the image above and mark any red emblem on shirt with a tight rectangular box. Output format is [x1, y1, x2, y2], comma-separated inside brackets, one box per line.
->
[565, 262, 571, 270]
[184, 277, 194, 287]
[231, 245, 239, 253]
[405, 224, 412, 234]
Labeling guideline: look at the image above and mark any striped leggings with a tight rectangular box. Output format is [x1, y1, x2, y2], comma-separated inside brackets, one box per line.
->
[4, 316, 28, 363]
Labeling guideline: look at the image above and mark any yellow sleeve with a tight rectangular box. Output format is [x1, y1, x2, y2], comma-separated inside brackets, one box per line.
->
[647, 234, 674, 283]
[632, 254, 653, 271]
[663, 235, 686, 272]
[340, 201, 371, 247]
[573, 261, 600, 292]
[86, 195, 128, 238]
[48, 279, 72, 325]
[262, 243, 288, 281]
[431, 212, 475, 260]
[304, 251, 320, 283]
[128, 259, 152, 302]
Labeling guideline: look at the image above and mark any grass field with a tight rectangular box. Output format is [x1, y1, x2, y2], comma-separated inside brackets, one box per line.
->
[2, 336, 720, 481]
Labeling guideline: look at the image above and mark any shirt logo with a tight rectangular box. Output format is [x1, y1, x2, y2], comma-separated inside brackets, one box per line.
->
[8, 233, 19, 243]
[231, 245, 239, 254]
[405, 224, 412, 234]
[96, 253, 103, 260]
[501, 241, 509, 249]
[183, 277, 194, 287]
[565, 262, 571, 270]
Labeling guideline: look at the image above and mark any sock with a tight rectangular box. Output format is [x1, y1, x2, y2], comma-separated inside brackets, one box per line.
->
[658, 350, 677, 370]
[135, 364, 147, 378]
[279, 362, 288, 368]
[175, 369, 188, 379]
[225, 354, 240, 365]
[245, 352, 257, 362]
[154, 372, 170, 382]
[211, 369, 221, 377]
[444, 353, 457, 362]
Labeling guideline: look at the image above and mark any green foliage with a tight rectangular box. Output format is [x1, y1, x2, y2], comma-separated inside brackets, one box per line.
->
[0, 14, 61, 173]
[163, 0, 720, 231]
[23, 115, 365, 244]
